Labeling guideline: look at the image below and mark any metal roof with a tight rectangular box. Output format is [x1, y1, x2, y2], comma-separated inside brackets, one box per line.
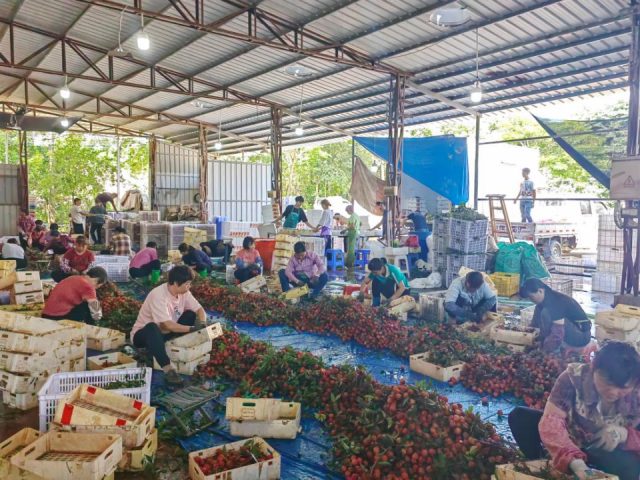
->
[0, 0, 631, 154]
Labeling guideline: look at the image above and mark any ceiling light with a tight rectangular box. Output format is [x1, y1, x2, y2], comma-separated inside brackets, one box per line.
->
[470, 81, 483, 103]
[214, 141, 222, 150]
[295, 126, 304, 136]
[60, 75, 70, 99]
[430, 7, 471, 27]
[191, 100, 214, 109]
[137, 30, 150, 51]
[60, 117, 69, 127]
[108, 6, 133, 58]
[284, 64, 314, 78]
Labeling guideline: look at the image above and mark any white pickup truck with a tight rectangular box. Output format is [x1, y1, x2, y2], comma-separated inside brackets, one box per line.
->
[489, 199, 608, 260]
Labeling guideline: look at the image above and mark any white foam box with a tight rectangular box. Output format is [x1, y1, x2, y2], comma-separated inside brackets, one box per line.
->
[117, 428, 157, 472]
[490, 325, 539, 346]
[388, 296, 417, 315]
[153, 352, 208, 375]
[3, 389, 39, 410]
[0, 341, 85, 374]
[0, 369, 50, 395]
[10, 291, 44, 306]
[595, 309, 640, 332]
[84, 325, 126, 352]
[87, 352, 137, 371]
[189, 437, 281, 480]
[495, 460, 618, 480]
[239, 275, 266, 294]
[226, 398, 301, 440]
[459, 312, 504, 339]
[10, 281, 43, 295]
[167, 322, 223, 349]
[10, 432, 122, 480]
[0, 318, 85, 354]
[596, 325, 640, 345]
[0, 428, 47, 479]
[166, 338, 212, 363]
[409, 352, 464, 383]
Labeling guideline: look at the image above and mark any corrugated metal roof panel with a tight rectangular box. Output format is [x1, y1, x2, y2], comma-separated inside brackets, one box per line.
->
[15, 0, 90, 35]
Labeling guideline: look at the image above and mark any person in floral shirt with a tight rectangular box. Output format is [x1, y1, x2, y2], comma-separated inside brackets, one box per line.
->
[16, 210, 35, 248]
[509, 341, 640, 480]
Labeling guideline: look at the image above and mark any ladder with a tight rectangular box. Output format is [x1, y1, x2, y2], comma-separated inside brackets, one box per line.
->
[487, 194, 515, 244]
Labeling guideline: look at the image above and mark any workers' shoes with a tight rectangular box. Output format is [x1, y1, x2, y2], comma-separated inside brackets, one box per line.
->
[164, 368, 185, 389]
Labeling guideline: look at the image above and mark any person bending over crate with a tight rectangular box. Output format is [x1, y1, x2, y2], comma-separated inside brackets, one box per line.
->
[130, 265, 206, 388]
[518, 278, 592, 354]
[129, 241, 162, 281]
[234, 236, 263, 283]
[42, 267, 108, 325]
[443, 271, 496, 325]
[278, 241, 328, 299]
[179, 243, 213, 277]
[508, 341, 640, 480]
[359, 258, 411, 307]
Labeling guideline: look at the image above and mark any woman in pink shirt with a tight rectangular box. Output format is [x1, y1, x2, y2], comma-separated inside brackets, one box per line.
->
[130, 266, 207, 388]
[129, 241, 162, 279]
[234, 236, 263, 283]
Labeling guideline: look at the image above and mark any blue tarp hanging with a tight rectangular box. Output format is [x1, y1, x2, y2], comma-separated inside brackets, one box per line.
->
[354, 136, 469, 205]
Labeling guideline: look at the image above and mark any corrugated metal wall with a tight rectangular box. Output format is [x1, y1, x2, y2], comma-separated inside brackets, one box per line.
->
[208, 160, 272, 222]
[0, 164, 20, 237]
[154, 141, 200, 218]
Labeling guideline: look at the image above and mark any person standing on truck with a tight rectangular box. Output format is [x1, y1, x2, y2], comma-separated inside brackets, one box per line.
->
[514, 167, 536, 223]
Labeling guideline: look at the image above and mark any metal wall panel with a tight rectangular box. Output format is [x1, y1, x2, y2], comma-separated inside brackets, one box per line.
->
[154, 141, 200, 218]
[208, 160, 272, 223]
[0, 164, 21, 237]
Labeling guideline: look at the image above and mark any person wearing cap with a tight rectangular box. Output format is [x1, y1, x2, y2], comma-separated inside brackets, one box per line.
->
[51, 235, 96, 283]
[314, 199, 334, 256]
[109, 226, 132, 257]
[43, 267, 108, 325]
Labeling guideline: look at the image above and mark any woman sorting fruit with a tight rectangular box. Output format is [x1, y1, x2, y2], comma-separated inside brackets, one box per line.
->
[234, 236, 263, 283]
[179, 242, 213, 277]
[444, 271, 497, 325]
[508, 341, 640, 480]
[51, 235, 96, 283]
[359, 257, 410, 307]
[519, 278, 592, 353]
[129, 241, 162, 280]
[130, 265, 206, 388]
[42, 267, 107, 325]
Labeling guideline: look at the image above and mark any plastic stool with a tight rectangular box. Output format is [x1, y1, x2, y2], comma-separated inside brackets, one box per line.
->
[326, 249, 345, 270]
[408, 253, 420, 272]
[355, 249, 371, 269]
[387, 254, 410, 278]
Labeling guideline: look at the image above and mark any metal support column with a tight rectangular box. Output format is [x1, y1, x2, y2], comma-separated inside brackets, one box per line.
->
[474, 115, 481, 210]
[198, 124, 209, 221]
[270, 106, 283, 211]
[116, 134, 121, 203]
[149, 135, 157, 212]
[387, 74, 406, 245]
[621, 0, 640, 297]
[18, 130, 28, 212]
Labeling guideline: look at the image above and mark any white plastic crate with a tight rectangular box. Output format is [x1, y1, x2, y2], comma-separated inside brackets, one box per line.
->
[418, 291, 447, 321]
[447, 234, 488, 254]
[37, 367, 151, 432]
[597, 245, 624, 264]
[100, 262, 130, 282]
[596, 260, 622, 274]
[541, 277, 573, 297]
[592, 272, 622, 294]
[302, 236, 326, 258]
[449, 218, 488, 238]
[446, 253, 486, 273]
[94, 255, 130, 264]
[598, 214, 618, 232]
[519, 305, 536, 327]
[432, 217, 450, 236]
[597, 229, 626, 247]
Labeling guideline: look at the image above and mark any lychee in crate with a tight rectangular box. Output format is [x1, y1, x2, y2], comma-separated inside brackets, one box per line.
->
[10, 432, 122, 480]
[459, 311, 504, 339]
[490, 324, 539, 346]
[226, 398, 301, 440]
[409, 352, 464, 383]
[87, 352, 137, 371]
[494, 459, 618, 480]
[189, 437, 281, 480]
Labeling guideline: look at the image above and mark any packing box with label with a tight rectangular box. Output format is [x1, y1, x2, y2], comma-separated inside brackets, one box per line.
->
[226, 398, 301, 439]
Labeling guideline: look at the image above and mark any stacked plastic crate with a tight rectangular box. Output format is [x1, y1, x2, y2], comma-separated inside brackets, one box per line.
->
[554, 255, 595, 291]
[434, 217, 489, 287]
[593, 214, 632, 293]
[120, 219, 141, 250]
[220, 221, 261, 251]
[0, 315, 85, 410]
[137, 211, 160, 222]
[104, 217, 121, 245]
[94, 255, 131, 282]
[140, 221, 170, 259]
[168, 223, 216, 251]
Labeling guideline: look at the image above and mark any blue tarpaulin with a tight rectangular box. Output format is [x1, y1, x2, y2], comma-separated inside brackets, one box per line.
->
[354, 136, 469, 205]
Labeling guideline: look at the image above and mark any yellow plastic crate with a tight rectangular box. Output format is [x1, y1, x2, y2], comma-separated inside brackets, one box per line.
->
[489, 272, 520, 297]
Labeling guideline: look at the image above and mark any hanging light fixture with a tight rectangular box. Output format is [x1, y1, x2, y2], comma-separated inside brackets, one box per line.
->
[214, 110, 222, 150]
[295, 85, 304, 136]
[470, 29, 482, 103]
[108, 7, 133, 58]
[137, 13, 150, 51]
[60, 75, 70, 99]
[60, 116, 69, 127]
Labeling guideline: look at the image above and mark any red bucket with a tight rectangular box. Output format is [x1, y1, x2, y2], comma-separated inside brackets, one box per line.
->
[255, 239, 276, 271]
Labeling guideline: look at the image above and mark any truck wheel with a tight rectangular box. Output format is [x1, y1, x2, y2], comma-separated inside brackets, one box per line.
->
[549, 240, 562, 261]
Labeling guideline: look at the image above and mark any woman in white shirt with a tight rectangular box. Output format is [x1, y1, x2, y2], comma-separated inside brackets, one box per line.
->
[1, 238, 26, 269]
[315, 199, 334, 257]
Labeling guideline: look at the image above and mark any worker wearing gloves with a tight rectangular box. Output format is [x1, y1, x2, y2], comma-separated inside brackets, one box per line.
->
[130, 266, 207, 388]
[51, 235, 96, 283]
[444, 271, 497, 325]
[129, 241, 162, 281]
[341, 205, 360, 268]
[272, 196, 316, 230]
[42, 267, 108, 325]
[179, 243, 214, 276]
[278, 241, 328, 298]
[234, 236, 263, 283]
[519, 278, 591, 353]
[359, 258, 410, 307]
[508, 341, 640, 480]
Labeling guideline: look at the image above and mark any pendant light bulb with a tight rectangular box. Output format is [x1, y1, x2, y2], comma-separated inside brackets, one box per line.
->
[215, 141, 222, 150]
[470, 80, 483, 103]
[137, 13, 150, 50]
[295, 125, 304, 136]
[60, 75, 70, 99]
[61, 117, 69, 127]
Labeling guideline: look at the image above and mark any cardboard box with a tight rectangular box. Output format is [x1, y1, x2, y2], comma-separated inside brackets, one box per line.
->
[11, 281, 44, 295]
[10, 291, 45, 306]
[87, 352, 137, 371]
[409, 352, 464, 382]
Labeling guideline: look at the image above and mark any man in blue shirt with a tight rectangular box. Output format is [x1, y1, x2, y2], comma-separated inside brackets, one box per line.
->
[405, 209, 429, 261]
[370, 201, 389, 240]
[359, 258, 411, 307]
[444, 271, 496, 325]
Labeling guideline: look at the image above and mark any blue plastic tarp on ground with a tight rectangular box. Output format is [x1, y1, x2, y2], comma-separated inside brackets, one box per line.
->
[172, 314, 518, 479]
[354, 136, 469, 205]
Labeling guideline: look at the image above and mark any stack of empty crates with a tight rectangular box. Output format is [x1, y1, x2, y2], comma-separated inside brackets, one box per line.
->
[104, 217, 121, 245]
[593, 214, 632, 293]
[0, 314, 85, 410]
[554, 255, 596, 292]
[9, 272, 44, 306]
[271, 234, 296, 275]
[436, 195, 452, 214]
[433, 216, 489, 287]
[221, 221, 261, 252]
[140, 221, 171, 259]
[168, 223, 216, 251]
[121, 219, 141, 250]
[94, 255, 131, 282]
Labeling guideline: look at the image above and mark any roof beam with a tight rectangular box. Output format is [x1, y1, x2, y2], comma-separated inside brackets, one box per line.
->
[406, 80, 480, 117]
[72, 0, 410, 75]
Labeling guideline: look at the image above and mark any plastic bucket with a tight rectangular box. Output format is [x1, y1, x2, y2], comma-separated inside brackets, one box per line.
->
[255, 239, 276, 271]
